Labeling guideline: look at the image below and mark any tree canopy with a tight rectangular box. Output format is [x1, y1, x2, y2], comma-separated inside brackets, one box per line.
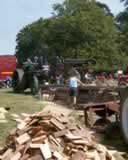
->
[121, 0, 128, 5]
[116, 7, 128, 65]
[15, 0, 121, 70]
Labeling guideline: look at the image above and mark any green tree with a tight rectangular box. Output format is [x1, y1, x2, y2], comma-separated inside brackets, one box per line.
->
[16, 0, 118, 69]
[50, 0, 118, 65]
[116, 8, 128, 65]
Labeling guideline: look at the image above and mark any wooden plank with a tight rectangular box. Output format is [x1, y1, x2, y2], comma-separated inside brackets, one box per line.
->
[17, 121, 27, 130]
[1, 149, 13, 160]
[113, 152, 125, 160]
[72, 140, 91, 146]
[34, 130, 46, 138]
[50, 118, 65, 130]
[32, 135, 46, 143]
[55, 116, 69, 123]
[30, 143, 41, 148]
[53, 151, 63, 159]
[49, 135, 61, 147]
[16, 145, 25, 153]
[54, 129, 68, 138]
[10, 152, 21, 160]
[16, 133, 30, 145]
[17, 126, 32, 136]
[9, 128, 17, 135]
[40, 143, 52, 159]
[31, 113, 52, 120]
[107, 150, 125, 160]
[65, 132, 82, 140]
[85, 150, 101, 160]
[28, 119, 38, 126]
[66, 124, 77, 130]
[99, 153, 106, 160]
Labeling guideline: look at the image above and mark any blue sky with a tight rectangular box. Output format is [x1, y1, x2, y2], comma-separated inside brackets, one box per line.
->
[0, 0, 124, 55]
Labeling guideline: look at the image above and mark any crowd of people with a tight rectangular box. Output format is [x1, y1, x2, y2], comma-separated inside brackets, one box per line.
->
[52, 68, 127, 107]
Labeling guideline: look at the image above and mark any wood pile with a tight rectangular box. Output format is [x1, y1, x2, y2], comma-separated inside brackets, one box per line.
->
[0, 111, 125, 160]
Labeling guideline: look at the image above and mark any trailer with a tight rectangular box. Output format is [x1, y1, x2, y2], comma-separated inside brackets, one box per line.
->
[0, 55, 16, 81]
[0, 55, 16, 88]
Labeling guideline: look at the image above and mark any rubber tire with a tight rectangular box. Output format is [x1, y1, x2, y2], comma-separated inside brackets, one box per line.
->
[31, 76, 39, 95]
[120, 87, 128, 144]
[12, 69, 24, 93]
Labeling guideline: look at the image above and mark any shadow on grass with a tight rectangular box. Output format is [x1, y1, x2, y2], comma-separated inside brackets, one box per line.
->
[101, 130, 128, 159]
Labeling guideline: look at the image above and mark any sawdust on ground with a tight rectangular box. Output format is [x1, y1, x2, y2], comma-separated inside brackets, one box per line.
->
[39, 101, 73, 116]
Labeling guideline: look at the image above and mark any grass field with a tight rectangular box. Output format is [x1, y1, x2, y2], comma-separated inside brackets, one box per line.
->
[0, 89, 44, 146]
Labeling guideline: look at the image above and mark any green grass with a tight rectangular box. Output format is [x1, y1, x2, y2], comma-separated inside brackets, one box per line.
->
[0, 89, 44, 146]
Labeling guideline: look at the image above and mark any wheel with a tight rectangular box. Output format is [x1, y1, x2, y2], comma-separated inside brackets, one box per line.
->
[120, 87, 128, 144]
[12, 69, 24, 93]
[31, 76, 39, 95]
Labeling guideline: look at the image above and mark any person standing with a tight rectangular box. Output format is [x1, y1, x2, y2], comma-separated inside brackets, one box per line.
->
[69, 74, 84, 106]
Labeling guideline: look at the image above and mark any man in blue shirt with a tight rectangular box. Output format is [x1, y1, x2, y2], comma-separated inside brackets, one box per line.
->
[69, 74, 84, 106]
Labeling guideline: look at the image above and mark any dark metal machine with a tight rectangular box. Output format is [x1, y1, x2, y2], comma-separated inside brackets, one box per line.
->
[12, 57, 50, 95]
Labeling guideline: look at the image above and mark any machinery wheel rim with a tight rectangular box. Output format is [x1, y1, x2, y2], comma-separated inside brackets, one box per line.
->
[122, 98, 128, 141]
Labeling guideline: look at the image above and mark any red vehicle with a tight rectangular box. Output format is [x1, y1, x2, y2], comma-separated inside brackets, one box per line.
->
[0, 55, 16, 81]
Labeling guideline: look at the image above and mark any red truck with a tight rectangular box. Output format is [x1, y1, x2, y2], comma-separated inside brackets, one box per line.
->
[0, 55, 16, 81]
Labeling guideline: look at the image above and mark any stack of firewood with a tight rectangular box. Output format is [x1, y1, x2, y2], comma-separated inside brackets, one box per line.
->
[0, 111, 125, 160]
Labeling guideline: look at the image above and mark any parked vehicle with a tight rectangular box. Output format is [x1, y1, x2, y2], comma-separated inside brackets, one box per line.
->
[12, 57, 50, 94]
[0, 55, 16, 81]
